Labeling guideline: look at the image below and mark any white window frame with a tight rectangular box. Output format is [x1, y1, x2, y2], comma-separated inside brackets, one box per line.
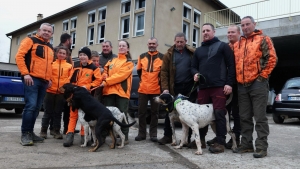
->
[88, 10, 96, 24]
[27, 33, 31, 37]
[70, 17, 77, 29]
[183, 2, 191, 20]
[183, 21, 189, 42]
[50, 37, 53, 45]
[194, 9, 201, 24]
[97, 23, 105, 44]
[121, 16, 130, 39]
[135, 0, 145, 9]
[32, 31, 37, 35]
[71, 31, 76, 49]
[63, 19, 69, 31]
[192, 27, 199, 48]
[134, 12, 145, 36]
[51, 24, 55, 34]
[98, 6, 107, 21]
[87, 26, 95, 45]
[121, 0, 131, 14]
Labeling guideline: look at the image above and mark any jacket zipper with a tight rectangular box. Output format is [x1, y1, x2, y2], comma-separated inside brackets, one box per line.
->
[56, 61, 61, 93]
[242, 38, 248, 84]
[45, 46, 48, 80]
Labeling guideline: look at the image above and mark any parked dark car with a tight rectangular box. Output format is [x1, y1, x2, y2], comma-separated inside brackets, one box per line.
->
[128, 65, 167, 123]
[272, 77, 300, 124]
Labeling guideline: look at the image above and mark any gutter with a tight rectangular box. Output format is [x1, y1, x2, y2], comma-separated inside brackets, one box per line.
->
[6, 35, 12, 63]
[151, 0, 156, 37]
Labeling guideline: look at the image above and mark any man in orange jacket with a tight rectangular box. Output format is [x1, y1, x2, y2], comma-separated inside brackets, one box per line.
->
[135, 37, 163, 142]
[15, 23, 54, 146]
[233, 16, 277, 158]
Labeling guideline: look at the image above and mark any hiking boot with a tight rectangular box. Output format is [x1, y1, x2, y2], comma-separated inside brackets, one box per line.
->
[63, 132, 74, 147]
[50, 129, 55, 136]
[135, 135, 146, 141]
[32, 132, 44, 142]
[40, 127, 48, 139]
[150, 137, 158, 142]
[253, 149, 267, 158]
[225, 138, 240, 149]
[20, 132, 34, 146]
[209, 143, 225, 154]
[53, 128, 63, 139]
[206, 137, 217, 146]
[158, 136, 172, 145]
[233, 145, 254, 153]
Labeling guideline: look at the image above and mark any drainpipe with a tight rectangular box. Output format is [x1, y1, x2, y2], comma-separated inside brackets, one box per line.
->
[6, 35, 12, 63]
[151, 0, 156, 37]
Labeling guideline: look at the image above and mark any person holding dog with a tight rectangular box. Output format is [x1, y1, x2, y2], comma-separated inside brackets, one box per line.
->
[233, 16, 277, 158]
[191, 23, 236, 154]
[158, 32, 199, 146]
[63, 47, 102, 147]
[134, 37, 163, 142]
[40, 46, 73, 139]
[100, 40, 134, 144]
[206, 24, 242, 149]
[15, 23, 54, 146]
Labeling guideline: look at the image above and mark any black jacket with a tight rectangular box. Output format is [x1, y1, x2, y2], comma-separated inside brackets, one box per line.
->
[191, 37, 235, 89]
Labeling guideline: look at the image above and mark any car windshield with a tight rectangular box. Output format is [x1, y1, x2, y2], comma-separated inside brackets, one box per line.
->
[284, 79, 300, 89]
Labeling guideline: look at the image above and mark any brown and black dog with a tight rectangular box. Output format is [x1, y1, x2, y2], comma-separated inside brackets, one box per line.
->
[60, 83, 136, 152]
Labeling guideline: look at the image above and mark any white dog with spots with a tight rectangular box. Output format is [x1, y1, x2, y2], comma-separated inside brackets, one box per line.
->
[79, 106, 128, 148]
[155, 93, 237, 155]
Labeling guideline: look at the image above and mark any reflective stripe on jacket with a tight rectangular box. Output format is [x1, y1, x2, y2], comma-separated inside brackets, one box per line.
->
[234, 29, 277, 85]
[102, 53, 134, 99]
[47, 59, 73, 94]
[137, 51, 163, 94]
[15, 35, 54, 81]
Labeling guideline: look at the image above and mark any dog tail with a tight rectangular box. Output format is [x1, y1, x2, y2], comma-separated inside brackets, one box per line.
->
[112, 116, 136, 128]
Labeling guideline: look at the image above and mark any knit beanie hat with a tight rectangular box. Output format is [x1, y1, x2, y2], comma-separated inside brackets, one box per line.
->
[78, 47, 91, 59]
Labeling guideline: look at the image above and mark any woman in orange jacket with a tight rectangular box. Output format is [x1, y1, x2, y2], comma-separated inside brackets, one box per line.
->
[100, 40, 134, 143]
[40, 46, 73, 139]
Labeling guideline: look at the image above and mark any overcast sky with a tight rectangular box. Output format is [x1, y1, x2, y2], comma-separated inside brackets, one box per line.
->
[0, 0, 257, 63]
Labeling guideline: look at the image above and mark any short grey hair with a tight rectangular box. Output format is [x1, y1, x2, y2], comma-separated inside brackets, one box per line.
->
[242, 16, 255, 23]
[103, 40, 112, 47]
[149, 37, 158, 44]
[174, 32, 186, 41]
[229, 24, 241, 33]
[40, 23, 53, 33]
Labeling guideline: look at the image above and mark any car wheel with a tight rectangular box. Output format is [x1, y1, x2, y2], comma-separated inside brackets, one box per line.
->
[273, 114, 284, 124]
[15, 108, 23, 114]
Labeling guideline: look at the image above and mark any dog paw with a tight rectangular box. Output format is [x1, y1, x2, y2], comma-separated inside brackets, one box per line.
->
[174, 145, 182, 149]
[117, 145, 124, 149]
[195, 151, 203, 155]
[171, 142, 177, 146]
[81, 144, 87, 147]
[91, 143, 96, 147]
[88, 148, 96, 152]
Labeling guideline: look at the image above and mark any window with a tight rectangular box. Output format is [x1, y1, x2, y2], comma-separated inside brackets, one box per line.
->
[88, 10, 96, 24]
[27, 33, 31, 37]
[135, 0, 145, 9]
[183, 3, 191, 20]
[87, 26, 94, 45]
[71, 17, 77, 29]
[50, 37, 53, 45]
[192, 27, 199, 48]
[121, 16, 130, 38]
[32, 31, 37, 35]
[183, 21, 189, 41]
[16, 37, 20, 45]
[71, 31, 76, 49]
[63, 20, 69, 31]
[121, 0, 131, 14]
[194, 9, 201, 24]
[98, 24, 105, 43]
[99, 7, 106, 21]
[135, 13, 144, 36]
[51, 24, 55, 34]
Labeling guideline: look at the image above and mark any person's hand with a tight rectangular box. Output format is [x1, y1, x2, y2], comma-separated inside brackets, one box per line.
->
[194, 73, 199, 82]
[48, 80, 52, 88]
[224, 85, 232, 95]
[82, 86, 86, 89]
[163, 90, 169, 94]
[24, 75, 34, 86]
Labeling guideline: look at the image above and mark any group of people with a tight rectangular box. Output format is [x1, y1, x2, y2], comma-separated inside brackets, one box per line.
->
[15, 15, 277, 159]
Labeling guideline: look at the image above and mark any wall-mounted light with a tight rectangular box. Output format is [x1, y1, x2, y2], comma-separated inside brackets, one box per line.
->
[170, 7, 175, 12]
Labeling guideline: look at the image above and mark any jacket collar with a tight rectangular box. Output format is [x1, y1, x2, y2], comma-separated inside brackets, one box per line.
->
[201, 37, 220, 46]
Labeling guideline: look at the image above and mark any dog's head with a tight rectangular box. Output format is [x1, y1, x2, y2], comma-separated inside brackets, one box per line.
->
[154, 93, 174, 112]
[60, 83, 78, 101]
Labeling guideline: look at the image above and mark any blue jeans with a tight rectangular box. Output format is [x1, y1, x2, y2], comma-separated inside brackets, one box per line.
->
[21, 77, 48, 133]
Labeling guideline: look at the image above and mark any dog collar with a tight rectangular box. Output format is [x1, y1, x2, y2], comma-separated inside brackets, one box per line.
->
[174, 98, 182, 109]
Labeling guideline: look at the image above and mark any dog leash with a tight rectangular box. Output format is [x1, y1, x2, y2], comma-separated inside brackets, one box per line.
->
[187, 73, 206, 97]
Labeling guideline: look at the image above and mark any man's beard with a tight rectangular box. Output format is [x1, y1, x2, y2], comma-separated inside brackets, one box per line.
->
[148, 48, 156, 52]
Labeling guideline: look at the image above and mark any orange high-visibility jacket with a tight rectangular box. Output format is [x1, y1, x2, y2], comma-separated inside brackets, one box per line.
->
[102, 53, 134, 99]
[234, 29, 277, 85]
[137, 51, 163, 94]
[15, 35, 54, 81]
[47, 59, 73, 94]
